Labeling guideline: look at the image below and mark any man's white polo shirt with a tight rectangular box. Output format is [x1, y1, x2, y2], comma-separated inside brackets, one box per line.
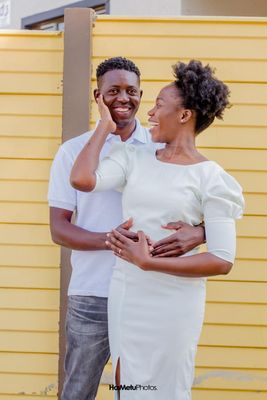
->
[48, 120, 151, 297]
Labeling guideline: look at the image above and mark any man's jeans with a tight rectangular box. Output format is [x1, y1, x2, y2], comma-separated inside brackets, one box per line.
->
[61, 295, 110, 400]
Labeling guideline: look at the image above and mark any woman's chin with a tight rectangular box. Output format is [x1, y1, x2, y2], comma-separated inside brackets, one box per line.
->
[149, 128, 159, 142]
[151, 133, 164, 143]
[151, 135, 157, 142]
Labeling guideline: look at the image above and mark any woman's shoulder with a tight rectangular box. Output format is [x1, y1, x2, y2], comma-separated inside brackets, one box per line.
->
[199, 160, 242, 190]
[200, 161, 244, 217]
[134, 142, 158, 155]
[109, 140, 153, 152]
[109, 141, 136, 156]
[107, 142, 151, 169]
[111, 142, 157, 158]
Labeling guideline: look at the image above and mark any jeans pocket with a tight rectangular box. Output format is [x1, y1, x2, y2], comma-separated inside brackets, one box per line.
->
[67, 296, 108, 335]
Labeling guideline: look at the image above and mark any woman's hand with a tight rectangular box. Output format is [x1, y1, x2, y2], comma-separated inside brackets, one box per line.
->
[105, 229, 152, 270]
[97, 94, 117, 133]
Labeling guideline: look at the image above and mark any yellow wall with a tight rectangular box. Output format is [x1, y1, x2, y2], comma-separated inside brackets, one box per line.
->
[0, 31, 63, 398]
[92, 16, 267, 400]
[0, 16, 267, 400]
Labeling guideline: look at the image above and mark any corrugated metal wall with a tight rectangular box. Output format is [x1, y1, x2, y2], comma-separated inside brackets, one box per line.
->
[0, 31, 63, 399]
[92, 16, 267, 400]
[0, 16, 267, 400]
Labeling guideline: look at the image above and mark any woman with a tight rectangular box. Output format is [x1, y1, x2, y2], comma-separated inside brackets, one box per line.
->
[71, 60, 244, 399]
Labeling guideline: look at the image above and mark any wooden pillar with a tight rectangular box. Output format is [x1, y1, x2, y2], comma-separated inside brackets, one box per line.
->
[58, 7, 95, 397]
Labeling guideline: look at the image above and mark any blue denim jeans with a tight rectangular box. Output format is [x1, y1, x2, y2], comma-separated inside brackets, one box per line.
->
[61, 295, 110, 400]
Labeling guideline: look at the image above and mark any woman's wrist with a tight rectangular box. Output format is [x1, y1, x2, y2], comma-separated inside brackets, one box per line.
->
[139, 256, 153, 271]
[98, 119, 115, 134]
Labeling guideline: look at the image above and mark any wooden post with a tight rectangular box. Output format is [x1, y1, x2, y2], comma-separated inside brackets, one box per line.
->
[58, 7, 95, 397]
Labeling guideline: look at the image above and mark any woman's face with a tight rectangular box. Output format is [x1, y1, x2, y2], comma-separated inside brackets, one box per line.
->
[148, 84, 184, 143]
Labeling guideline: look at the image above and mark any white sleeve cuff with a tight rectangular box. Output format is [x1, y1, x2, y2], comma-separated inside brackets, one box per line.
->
[205, 218, 236, 263]
[48, 200, 75, 211]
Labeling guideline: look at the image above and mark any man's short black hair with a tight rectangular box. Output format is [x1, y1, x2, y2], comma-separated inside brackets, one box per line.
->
[96, 57, 141, 81]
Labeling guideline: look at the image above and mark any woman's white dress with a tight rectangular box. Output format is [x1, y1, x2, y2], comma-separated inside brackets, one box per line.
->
[94, 143, 244, 400]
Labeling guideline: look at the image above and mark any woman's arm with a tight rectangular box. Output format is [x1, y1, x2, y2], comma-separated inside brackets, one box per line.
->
[143, 251, 232, 277]
[106, 229, 232, 277]
[70, 95, 116, 192]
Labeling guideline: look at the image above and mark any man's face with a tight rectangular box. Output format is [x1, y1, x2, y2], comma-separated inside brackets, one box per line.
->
[94, 70, 142, 129]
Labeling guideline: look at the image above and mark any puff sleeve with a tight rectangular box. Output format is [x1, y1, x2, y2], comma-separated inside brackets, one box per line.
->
[202, 167, 245, 263]
[93, 142, 134, 192]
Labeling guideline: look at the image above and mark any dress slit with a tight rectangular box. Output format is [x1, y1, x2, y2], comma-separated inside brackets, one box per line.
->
[115, 357, 121, 400]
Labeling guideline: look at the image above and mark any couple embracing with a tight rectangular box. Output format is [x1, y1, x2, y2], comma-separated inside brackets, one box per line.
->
[49, 57, 244, 400]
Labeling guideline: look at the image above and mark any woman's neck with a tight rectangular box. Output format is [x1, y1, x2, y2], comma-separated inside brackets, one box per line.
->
[158, 130, 207, 164]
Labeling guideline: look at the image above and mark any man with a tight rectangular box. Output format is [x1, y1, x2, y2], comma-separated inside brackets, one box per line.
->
[48, 57, 205, 400]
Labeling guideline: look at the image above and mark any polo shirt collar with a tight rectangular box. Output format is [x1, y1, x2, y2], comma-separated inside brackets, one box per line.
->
[105, 119, 147, 144]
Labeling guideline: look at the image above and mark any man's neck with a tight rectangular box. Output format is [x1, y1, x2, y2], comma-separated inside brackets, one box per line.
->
[115, 120, 137, 142]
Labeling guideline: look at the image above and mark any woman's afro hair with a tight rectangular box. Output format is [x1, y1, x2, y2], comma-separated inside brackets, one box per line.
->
[173, 60, 230, 134]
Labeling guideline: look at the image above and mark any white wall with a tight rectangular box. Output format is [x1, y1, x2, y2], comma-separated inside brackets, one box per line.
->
[8, 0, 73, 29]
[182, 0, 267, 16]
[6, 0, 182, 29]
[5, 0, 267, 30]
[110, 0, 181, 16]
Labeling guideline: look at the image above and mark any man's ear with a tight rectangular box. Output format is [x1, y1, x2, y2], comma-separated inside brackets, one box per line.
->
[140, 89, 143, 99]
[94, 89, 100, 102]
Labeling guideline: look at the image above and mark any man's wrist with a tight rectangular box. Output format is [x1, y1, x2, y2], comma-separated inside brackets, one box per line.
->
[102, 232, 111, 250]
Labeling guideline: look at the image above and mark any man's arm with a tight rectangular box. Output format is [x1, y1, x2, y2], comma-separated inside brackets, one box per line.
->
[50, 207, 108, 250]
[50, 208, 138, 251]
[152, 221, 205, 257]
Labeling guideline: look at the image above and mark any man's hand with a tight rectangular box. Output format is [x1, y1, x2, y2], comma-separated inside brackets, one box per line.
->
[115, 218, 152, 245]
[115, 217, 138, 241]
[152, 221, 205, 257]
